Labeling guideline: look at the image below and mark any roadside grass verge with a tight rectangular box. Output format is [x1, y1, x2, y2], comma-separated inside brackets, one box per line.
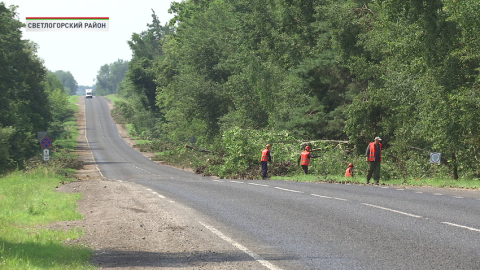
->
[274, 174, 480, 189]
[0, 169, 94, 270]
[105, 94, 151, 146]
[0, 95, 95, 269]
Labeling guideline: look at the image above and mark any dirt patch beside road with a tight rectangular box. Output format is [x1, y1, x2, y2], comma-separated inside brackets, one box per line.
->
[54, 96, 260, 270]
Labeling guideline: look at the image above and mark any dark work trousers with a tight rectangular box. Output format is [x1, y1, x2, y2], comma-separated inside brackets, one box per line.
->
[366, 161, 381, 184]
[301, 165, 309, 174]
[261, 161, 268, 179]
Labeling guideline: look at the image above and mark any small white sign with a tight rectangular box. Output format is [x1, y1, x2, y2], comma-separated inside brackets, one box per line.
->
[430, 152, 440, 164]
[43, 149, 49, 161]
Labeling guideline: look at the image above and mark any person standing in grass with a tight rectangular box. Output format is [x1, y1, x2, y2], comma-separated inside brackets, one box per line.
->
[366, 137, 382, 185]
[345, 163, 354, 177]
[261, 144, 272, 179]
[297, 145, 319, 175]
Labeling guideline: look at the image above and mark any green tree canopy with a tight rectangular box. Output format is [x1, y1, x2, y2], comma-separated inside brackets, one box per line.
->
[53, 70, 78, 95]
[95, 59, 129, 96]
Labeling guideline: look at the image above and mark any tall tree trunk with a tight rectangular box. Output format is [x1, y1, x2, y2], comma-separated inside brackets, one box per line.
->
[451, 150, 458, 180]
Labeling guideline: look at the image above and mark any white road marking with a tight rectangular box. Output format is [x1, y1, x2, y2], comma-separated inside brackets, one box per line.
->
[274, 187, 303, 193]
[441, 222, 480, 232]
[230, 181, 244, 184]
[213, 180, 223, 182]
[199, 222, 283, 270]
[311, 194, 347, 201]
[311, 194, 332, 199]
[452, 196, 464, 199]
[362, 203, 422, 218]
[157, 195, 165, 199]
[396, 189, 405, 191]
[249, 183, 269, 187]
[433, 193, 443, 196]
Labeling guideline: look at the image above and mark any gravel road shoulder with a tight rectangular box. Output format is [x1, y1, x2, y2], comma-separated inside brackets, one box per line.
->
[53, 96, 261, 270]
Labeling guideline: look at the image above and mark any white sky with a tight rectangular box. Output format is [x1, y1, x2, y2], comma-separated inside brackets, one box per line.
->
[5, 0, 175, 86]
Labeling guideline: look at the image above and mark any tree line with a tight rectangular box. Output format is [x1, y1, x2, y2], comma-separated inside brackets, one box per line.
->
[0, 3, 73, 173]
[6, 0, 478, 180]
[110, 0, 480, 180]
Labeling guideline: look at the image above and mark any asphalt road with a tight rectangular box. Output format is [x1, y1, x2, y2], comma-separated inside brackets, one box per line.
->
[85, 96, 480, 270]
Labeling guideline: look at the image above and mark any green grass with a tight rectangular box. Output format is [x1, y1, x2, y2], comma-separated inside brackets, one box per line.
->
[0, 94, 95, 269]
[0, 169, 94, 270]
[54, 120, 78, 149]
[273, 174, 480, 189]
[105, 94, 121, 104]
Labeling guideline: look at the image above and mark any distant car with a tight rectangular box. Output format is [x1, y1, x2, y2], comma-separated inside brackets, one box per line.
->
[85, 88, 93, 99]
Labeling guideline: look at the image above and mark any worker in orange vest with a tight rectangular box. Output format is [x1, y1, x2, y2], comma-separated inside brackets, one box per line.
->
[345, 163, 354, 177]
[260, 144, 272, 179]
[366, 136, 382, 184]
[297, 145, 319, 174]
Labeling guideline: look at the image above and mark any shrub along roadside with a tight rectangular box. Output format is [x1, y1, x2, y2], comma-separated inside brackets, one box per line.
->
[0, 95, 95, 269]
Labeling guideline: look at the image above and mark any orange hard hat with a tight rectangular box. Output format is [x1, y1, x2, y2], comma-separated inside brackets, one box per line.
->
[305, 146, 310, 150]
[348, 163, 354, 167]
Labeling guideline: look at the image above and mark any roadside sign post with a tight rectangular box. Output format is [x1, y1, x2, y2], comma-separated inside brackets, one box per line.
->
[37, 131, 47, 142]
[430, 152, 441, 176]
[40, 137, 52, 149]
[43, 149, 49, 161]
[40, 136, 52, 163]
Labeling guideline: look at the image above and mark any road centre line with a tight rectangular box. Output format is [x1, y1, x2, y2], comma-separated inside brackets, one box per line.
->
[230, 181, 244, 184]
[249, 183, 269, 187]
[311, 194, 348, 201]
[441, 222, 480, 232]
[199, 222, 283, 270]
[362, 203, 422, 218]
[311, 194, 332, 199]
[274, 187, 304, 193]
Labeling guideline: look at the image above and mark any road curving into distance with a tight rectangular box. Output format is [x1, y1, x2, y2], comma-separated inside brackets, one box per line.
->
[85, 96, 480, 270]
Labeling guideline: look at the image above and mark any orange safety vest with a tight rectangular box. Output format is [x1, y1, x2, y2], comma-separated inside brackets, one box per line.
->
[261, 149, 270, 162]
[345, 167, 353, 177]
[300, 151, 310, 166]
[367, 142, 382, 162]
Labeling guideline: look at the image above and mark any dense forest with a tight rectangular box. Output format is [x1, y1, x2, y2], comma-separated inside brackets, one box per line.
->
[2, 0, 479, 180]
[112, 0, 479, 180]
[0, 3, 72, 173]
